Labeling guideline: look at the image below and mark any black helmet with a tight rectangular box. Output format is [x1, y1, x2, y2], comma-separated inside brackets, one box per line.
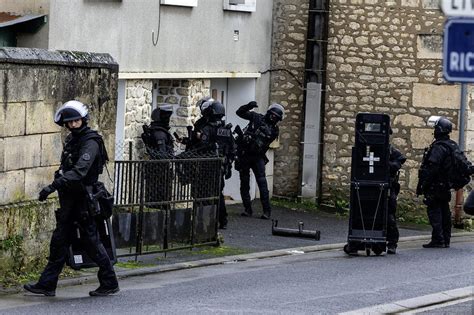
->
[266, 103, 284, 122]
[428, 116, 452, 137]
[54, 100, 89, 126]
[151, 104, 173, 122]
[210, 101, 225, 117]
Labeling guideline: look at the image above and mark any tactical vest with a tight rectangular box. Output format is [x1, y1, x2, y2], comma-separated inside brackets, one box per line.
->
[241, 119, 276, 155]
[142, 124, 173, 157]
[215, 123, 234, 157]
[61, 130, 108, 184]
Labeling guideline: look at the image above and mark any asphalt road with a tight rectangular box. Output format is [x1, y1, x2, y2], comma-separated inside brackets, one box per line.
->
[1, 237, 472, 314]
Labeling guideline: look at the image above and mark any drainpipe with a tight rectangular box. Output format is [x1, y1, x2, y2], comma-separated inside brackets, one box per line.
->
[454, 83, 468, 227]
[300, 0, 329, 203]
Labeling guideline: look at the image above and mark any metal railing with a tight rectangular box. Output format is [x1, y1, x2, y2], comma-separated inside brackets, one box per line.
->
[112, 142, 223, 258]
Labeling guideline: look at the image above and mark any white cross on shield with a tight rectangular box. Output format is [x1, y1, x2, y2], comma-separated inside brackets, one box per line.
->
[362, 152, 380, 174]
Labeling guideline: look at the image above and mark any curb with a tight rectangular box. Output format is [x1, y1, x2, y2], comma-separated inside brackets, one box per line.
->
[57, 231, 474, 289]
[339, 286, 474, 314]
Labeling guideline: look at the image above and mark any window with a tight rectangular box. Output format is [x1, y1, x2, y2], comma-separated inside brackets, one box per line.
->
[223, 0, 256, 12]
[160, 0, 198, 7]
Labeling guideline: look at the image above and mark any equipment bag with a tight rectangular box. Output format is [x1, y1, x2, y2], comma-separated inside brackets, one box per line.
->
[438, 140, 472, 190]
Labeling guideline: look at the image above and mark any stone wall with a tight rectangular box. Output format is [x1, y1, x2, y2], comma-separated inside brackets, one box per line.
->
[0, 47, 118, 281]
[123, 79, 153, 159]
[124, 78, 210, 159]
[321, 0, 473, 199]
[270, 0, 309, 197]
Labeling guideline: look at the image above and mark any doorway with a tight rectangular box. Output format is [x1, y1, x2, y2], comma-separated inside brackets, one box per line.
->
[210, 78, 257, 202]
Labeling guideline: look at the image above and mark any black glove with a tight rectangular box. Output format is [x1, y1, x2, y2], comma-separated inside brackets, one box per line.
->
[38, 185, 56, 202]
[247, 101, 258, 108]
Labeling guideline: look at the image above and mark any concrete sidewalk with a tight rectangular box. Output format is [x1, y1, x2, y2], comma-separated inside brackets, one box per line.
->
[0, 200, 456, 295]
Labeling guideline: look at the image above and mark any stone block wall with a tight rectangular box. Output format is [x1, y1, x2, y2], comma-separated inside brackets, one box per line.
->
[321, 0, 470, 199]
[0, 47, 118, 281]
[270, 0, 309, 197]
[0, 48, 118, 205]
[124, 78, 209, 159]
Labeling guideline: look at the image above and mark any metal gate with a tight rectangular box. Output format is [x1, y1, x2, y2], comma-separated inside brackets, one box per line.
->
[112, 153, 223, 258]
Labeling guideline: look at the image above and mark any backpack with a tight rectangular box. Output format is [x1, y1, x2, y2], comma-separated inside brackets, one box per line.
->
[437, 140, 472, 190]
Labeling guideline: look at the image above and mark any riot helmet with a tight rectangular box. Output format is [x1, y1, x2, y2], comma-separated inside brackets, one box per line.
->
[151, 104, 173, 124]
[200, 99, 214, 118]
[210, 101, 225, 120]
[265, 103, 284, 124]
[54, 100, 89, 127]
[197, 96, 214, 110]
[428, 116, 452, 138]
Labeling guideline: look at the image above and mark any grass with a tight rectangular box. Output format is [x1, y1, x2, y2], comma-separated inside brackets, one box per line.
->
[116, 260, 156, 269]
[190, 245, 250, 257]
[271, 198, 319, 212]
[1, 266, 80, 288]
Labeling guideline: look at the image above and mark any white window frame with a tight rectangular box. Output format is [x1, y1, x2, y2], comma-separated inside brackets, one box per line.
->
[223, 0, 256, 12]
[160, 0, 198, 7]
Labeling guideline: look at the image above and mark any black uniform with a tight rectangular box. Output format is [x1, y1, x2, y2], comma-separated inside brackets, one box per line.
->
[192, 119, 235, 228]
[236, 103, 279, 217]
[143, 121, 174, 158]
[387, 145, 406, 249]
[37, 127, 118, 292]
[417, 134, 453, 247]
[142, 121, 174, 209]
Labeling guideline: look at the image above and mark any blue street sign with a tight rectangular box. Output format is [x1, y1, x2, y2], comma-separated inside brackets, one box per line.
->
[443, 18, 474, 83]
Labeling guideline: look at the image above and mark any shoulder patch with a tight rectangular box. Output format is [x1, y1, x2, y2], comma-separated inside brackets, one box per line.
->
[82, 153, 91, 161]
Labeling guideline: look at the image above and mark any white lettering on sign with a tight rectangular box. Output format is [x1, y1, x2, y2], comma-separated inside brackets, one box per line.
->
[442, 0, 474, 17]
[450, 52, 474, 72]
[362, 152, 380, 174]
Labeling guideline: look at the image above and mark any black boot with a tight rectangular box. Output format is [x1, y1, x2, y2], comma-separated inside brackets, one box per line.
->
[24, 283, 56, 297]
[422, 241, 445, 248]
[89, 286, 120, 297]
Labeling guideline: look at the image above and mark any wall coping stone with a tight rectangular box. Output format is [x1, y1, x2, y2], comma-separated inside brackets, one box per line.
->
[0, 48, 118, 70]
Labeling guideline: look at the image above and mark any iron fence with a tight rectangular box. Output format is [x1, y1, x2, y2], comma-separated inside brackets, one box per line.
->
[112, 145, 223, 258]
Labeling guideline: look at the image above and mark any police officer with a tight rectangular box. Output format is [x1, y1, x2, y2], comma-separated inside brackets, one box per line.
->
[24, 101, 119, 297]
[141, 105, 174, 209]
[417, 116, 455, 248]
[177, 97, 214, 151]
[236, 102, 283, 220]
[387, 133, 406, 254]
[142, 104, 174, 158]
[191, 100, 235, 229]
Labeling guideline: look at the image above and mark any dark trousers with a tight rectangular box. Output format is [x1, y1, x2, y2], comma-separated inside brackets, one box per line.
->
[239, 157, 271, 215]
[38, 193, 118, 290]
[386, 194, 399, 247]
[426, 197, 452, 245]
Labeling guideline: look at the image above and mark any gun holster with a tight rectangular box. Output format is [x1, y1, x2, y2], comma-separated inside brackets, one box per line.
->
[85, 185, 101, 217]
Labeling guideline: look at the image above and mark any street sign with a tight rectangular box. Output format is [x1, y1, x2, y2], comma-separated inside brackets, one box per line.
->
[443, 18, 474, 83]
[442, 0, 474, 17]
